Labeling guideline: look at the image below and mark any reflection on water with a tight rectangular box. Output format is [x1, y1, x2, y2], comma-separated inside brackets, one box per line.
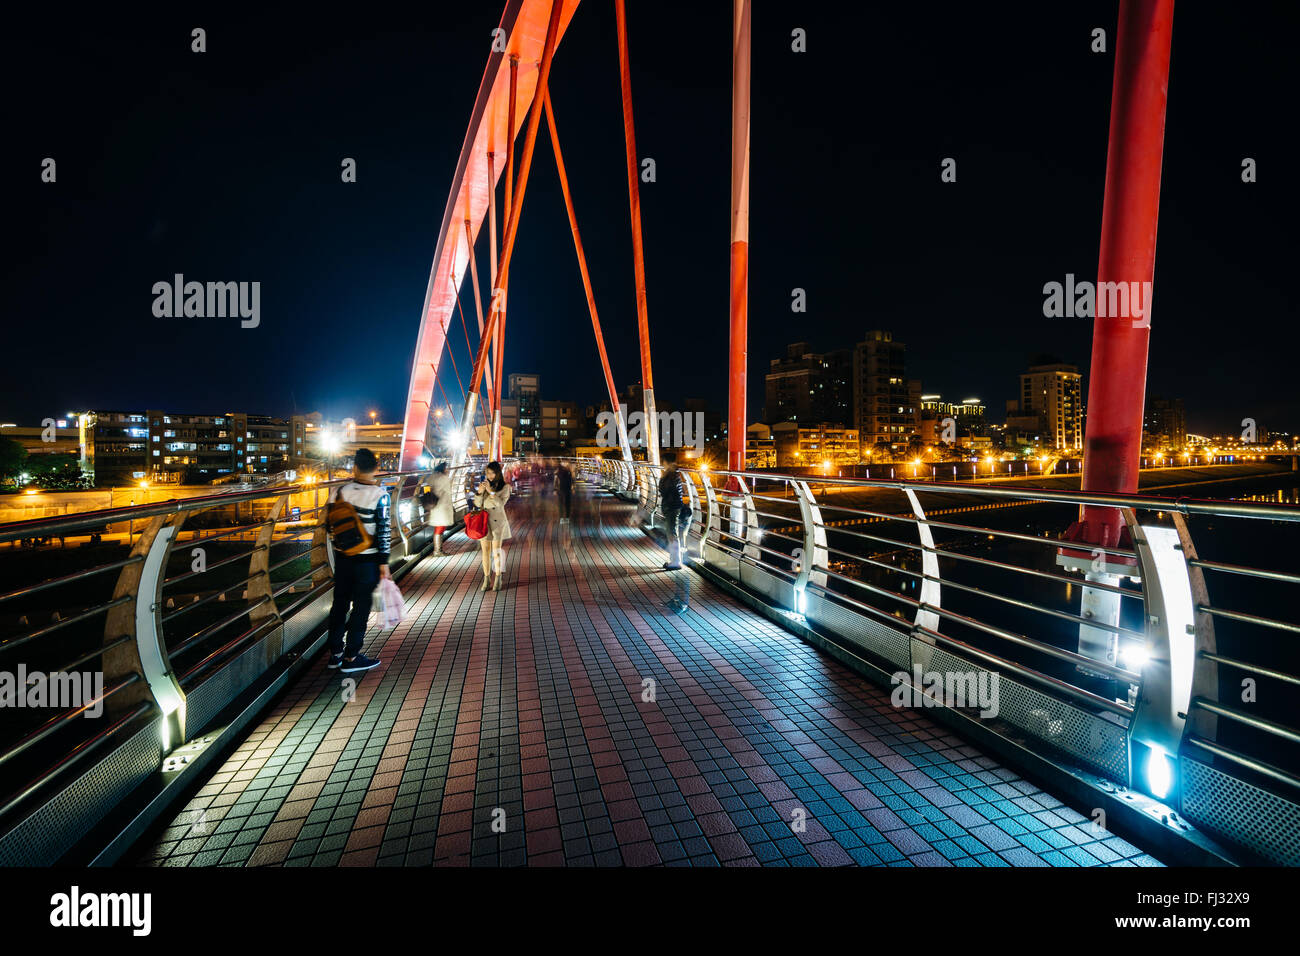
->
[1237, 486, 1299, 504]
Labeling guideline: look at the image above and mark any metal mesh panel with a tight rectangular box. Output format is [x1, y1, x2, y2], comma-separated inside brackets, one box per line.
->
[184, 625, 281, 734]
[804, 591, 912, 670]
[927, 645, 1129, 780]
[703, 540, 741, 579]
[1180, 756, 1300, 865]
[282, 590, 330, 654]
[0, 715, 163, 866]
[740, 564, 792, 607]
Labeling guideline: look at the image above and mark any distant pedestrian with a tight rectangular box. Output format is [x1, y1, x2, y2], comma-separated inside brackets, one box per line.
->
[423, 461, 456, 556]
[555, 460, 574, 523]
[324, 448, 387, 673]
[474, 460, 512, 591]
[657, 453, 689, 570]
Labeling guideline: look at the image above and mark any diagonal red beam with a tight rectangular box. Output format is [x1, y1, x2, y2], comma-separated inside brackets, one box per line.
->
[544, 90, 630, 457]
[492, 55, 520, 458]
[614, 0, 659, 464]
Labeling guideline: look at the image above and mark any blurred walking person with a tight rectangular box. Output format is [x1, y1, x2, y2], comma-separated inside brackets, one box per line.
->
[555, 460, 574, 523]
[657, 453, 690, 570]
[423, 461, 456, 556]
[474, 460, 512, 590]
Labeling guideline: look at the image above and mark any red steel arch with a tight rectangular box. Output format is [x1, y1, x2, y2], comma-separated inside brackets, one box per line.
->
[400, 0, 581, 470]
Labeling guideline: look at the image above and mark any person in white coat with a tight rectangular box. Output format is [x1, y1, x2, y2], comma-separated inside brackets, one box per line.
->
[474, 460, 512, 591]
[424, 462, 457, 556]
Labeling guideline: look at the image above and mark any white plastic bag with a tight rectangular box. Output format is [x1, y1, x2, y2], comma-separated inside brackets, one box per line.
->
[376, 577, 405, 628]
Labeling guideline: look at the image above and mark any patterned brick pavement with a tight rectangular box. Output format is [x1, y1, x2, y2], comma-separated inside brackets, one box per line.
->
[134, 478, 1164, 867]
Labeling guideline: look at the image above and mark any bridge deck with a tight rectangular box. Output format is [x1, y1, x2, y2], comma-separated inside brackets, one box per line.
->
[134, 479, 1163, 867]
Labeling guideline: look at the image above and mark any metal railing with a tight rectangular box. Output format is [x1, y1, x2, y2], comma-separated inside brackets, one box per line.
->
[578, 454, 1300, 864]
[0, 460, 511, 860]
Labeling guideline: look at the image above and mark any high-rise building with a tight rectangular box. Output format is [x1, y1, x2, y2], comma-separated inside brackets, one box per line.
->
[920, 394, 984, 445]
[1144, 396, 1187, 452]
[540, 400, 580, 449]
[507, 373, 541, 452]
[953, 398, 986, 435]
[1016, 363, 1083, 450]
[763, 342, 853, 425]
[919, 394, 952, 420]
[853, 330, 919, 450]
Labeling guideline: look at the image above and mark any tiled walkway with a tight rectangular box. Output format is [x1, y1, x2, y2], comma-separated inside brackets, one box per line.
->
[135, 478, 1163, 867]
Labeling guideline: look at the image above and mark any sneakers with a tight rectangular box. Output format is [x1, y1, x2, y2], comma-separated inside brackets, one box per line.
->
[339, 653, 381, 673]
[662, 562, 682, 570]
[326, 652, 343, 669]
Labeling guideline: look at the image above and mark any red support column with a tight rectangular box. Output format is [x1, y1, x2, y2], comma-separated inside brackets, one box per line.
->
[728, 0, 751, 474]
[1075, 0, 1174, 545]
[1062, 0, 1174, 677]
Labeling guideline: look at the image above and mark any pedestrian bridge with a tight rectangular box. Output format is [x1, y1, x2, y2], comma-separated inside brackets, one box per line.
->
[0, 461, 1296, 867]
[130, 478, 1160, 868]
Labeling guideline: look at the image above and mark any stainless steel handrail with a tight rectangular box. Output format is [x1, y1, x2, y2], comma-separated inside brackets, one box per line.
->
[697, 465, 1300, 521]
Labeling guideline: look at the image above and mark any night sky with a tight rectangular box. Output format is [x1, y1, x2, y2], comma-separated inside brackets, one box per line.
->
[7, 2, 1299, 435]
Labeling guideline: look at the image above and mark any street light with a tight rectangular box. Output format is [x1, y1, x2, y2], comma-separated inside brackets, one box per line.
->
[322, 432, 340, 477]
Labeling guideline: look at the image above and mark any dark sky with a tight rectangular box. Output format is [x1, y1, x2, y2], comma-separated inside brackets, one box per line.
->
[7, 2, 1299, 436]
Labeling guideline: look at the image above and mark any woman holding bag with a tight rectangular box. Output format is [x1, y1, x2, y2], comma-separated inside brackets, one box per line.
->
[473, 460, 512, 591]
[424, 461, 457, 556]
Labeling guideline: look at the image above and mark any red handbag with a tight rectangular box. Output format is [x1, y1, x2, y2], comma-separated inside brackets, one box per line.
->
[464, 509, 490, 540]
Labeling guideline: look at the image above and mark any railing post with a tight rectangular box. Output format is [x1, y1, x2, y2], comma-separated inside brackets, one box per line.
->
[791, 480, 827, 616]
[1123, 509, 1198, 797]
[104, 512, 187, 750]
[1172, 513, 1219, 749]
[386, 477, 409, 562]
[737, 476, 761, 568]
[701, 471, 721, 563]
[246, 494, 286, 628]
[903, 487, 942, 639]
[680, 469, 704, 559]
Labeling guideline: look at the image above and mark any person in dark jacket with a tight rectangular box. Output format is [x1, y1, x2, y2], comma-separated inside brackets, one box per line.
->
[554, 460, 574, 523]
[326, 448, 388, 673]
[657, 453, 689, 569]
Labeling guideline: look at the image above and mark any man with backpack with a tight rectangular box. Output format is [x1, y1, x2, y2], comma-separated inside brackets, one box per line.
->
[324, 447, 388, 673]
